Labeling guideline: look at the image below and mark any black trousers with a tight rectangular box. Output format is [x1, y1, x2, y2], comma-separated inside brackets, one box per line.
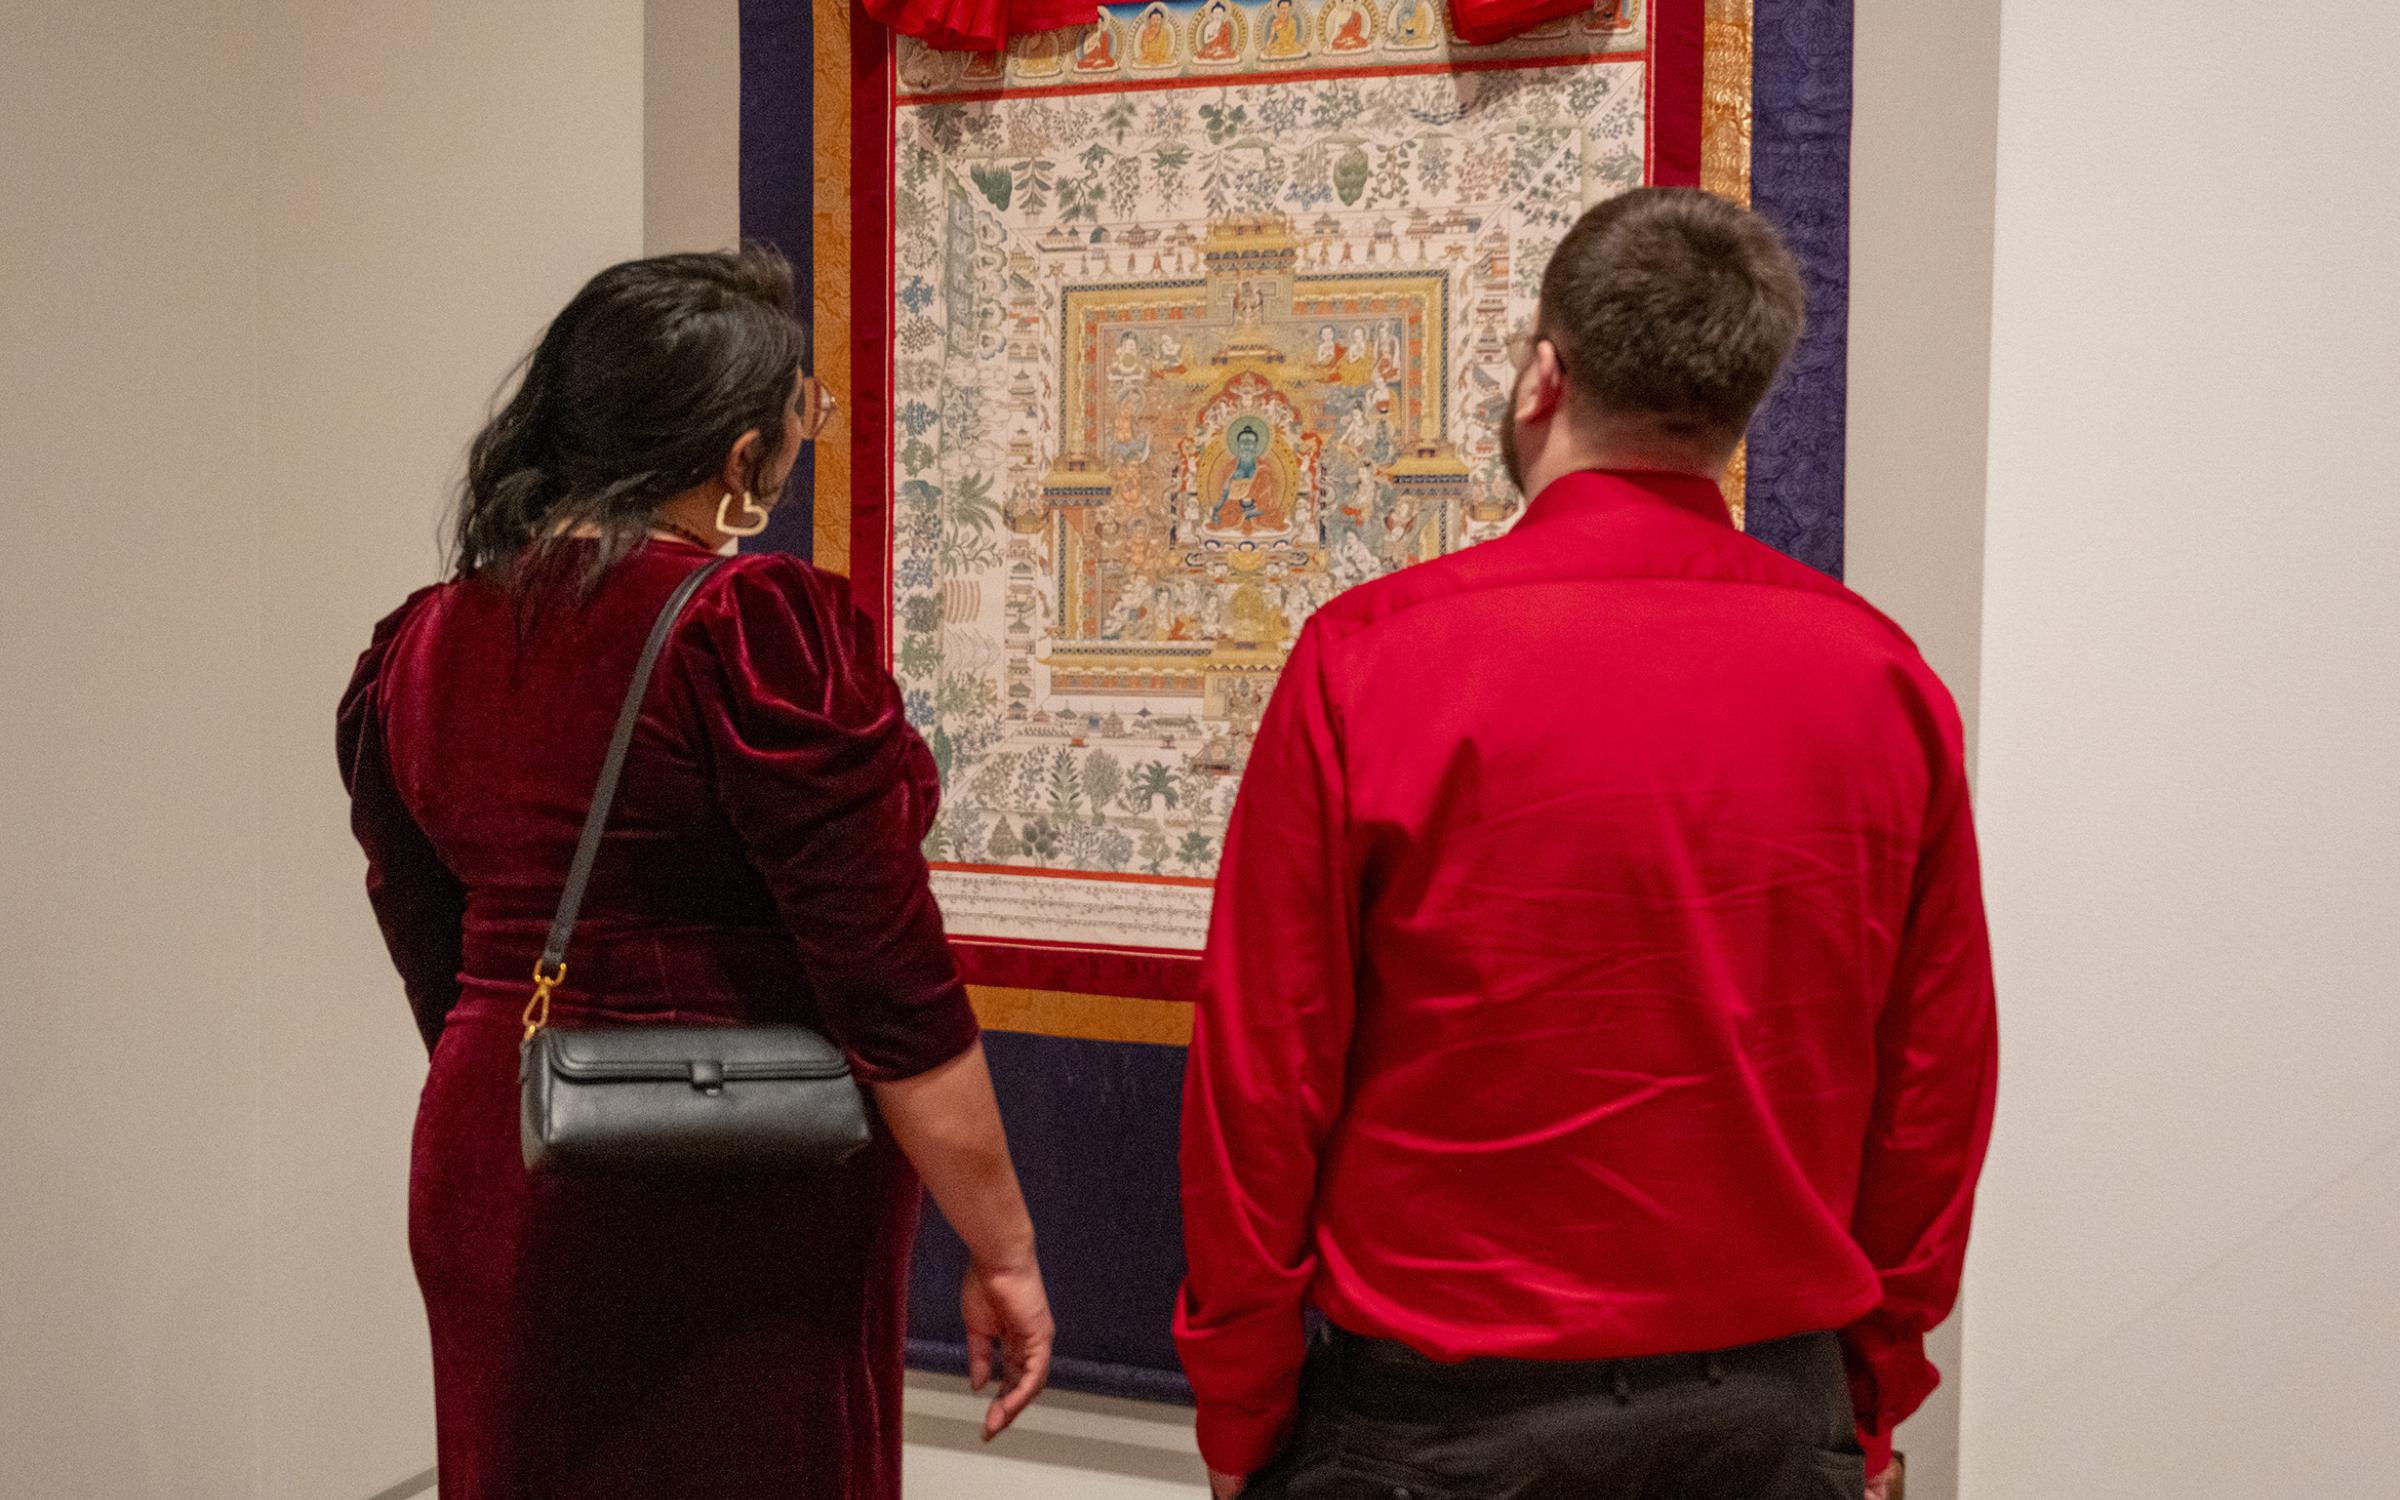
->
[1243, 1327, 1867, 1500]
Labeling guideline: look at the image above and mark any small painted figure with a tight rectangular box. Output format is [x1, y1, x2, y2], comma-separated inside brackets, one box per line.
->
[1196, 1, 1239, 61]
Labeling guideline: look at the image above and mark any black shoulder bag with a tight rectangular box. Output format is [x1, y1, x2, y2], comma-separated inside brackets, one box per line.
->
[518, 557, 873, 1175]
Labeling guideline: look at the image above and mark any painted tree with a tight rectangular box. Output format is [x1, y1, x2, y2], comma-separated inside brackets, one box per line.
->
[1011, 752, 1049, 812]
[1022, 817, 1062, 864]
[1216, 778, 1244, 820]
[950, 811, 990, 865]
[1129, 760, 1179, 814]
[938, 472, 1004, 579]
[1175, 829, 1218, 872]
[1097, 828, 1135, 872]
[970, 751, 1021, 809]
[1081, 749, 1126, 817]
[1174, 764, 1217, 822]
[1138, 822, 1172, 876]
[1046, 746, 1083, 814]
[987, 817, 1024, 864]
[897, 631, 940, 680]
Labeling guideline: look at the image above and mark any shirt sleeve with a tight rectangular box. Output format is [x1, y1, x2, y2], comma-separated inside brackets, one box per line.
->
[678, 556, 979, 1083]
[1175, 621, 1359, 1477]
[338, 588, 467, 1055]
[1842, 697, 2000, 1474]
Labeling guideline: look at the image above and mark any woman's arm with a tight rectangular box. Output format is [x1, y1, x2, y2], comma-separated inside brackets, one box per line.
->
[339, 595, 466, 1053]
[681, 561, 1054, 1435]
[873, 1043, 1054, 1439]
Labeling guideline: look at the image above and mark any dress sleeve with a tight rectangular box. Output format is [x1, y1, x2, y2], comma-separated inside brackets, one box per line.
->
[677, 556, 980, 1083]
[338, 587, 468, 1055]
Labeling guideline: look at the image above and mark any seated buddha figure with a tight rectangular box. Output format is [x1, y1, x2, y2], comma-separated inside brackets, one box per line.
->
[1263, 0, 1307, 58]
[1135, 5, 1175, 67]
[1207, 420, 1288, 533]
[1194, 0, 1239, 61]
[1328, 1, 1371, 50]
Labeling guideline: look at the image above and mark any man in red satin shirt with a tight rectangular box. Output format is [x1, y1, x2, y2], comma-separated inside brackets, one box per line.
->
[1177, 187, 1996, 1500]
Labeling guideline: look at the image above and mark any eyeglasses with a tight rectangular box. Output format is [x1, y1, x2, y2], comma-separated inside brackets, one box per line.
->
[1504, 324, 1555, 371]
[799, 375, 839, 441]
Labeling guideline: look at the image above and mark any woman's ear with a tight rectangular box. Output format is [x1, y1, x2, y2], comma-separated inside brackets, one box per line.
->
[719, 429, 763, 497]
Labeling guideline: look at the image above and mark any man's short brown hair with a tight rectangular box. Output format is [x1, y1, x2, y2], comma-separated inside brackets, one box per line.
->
[1536, 187, 1806, 450]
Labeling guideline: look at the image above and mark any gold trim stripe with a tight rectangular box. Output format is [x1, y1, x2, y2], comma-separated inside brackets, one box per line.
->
[813, 0, 856, 576]
[1700, 0, 1755, 529]
[969, 986, 1196, 1047]
[1700, 0, 1754, 209]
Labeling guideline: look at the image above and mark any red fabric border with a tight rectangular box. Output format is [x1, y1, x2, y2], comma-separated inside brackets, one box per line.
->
[868, 0, 1631, 54]
[1648, 0, 1703, 187]
[954, 939, 1203, 1004]
[849, 2, 897, 656]
[865, 0, 1097, 55]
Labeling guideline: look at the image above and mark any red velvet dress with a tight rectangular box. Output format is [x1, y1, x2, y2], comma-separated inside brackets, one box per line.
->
[339, 540, 980, 1499]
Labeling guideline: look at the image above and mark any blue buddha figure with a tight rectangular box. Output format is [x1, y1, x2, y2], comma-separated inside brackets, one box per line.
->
[1212, 423, 1269, 527]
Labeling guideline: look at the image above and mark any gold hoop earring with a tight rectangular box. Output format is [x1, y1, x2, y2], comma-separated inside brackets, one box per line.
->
[716, 489, 771, 538]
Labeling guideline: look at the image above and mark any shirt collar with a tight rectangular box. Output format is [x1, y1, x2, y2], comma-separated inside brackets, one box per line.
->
[1516, 468, 1735, 532]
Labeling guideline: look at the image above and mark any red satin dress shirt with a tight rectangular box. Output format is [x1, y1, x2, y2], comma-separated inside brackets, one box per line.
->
[1176, 470, 1998, 1479]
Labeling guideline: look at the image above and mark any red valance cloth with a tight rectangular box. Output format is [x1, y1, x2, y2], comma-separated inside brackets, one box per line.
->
[863, 0, 1580, 53]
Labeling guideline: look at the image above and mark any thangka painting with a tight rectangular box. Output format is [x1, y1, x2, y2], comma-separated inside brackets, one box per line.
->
[872, 0, 1707, 1004]
[737, 0, 1850, 1400]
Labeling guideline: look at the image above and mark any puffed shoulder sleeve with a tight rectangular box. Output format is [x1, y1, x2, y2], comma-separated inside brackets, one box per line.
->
[675, 556, 979, 1082]
[338, 586, 467, 1054]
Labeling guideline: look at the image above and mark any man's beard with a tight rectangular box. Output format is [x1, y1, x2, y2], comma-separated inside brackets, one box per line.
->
[1497, 365, 1529, 496]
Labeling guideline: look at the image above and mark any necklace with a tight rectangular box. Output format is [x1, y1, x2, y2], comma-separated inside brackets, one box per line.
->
[648, 518, 724, 551]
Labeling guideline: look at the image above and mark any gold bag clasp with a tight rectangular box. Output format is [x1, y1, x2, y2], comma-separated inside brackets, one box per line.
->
[522, 960, 566, 1043]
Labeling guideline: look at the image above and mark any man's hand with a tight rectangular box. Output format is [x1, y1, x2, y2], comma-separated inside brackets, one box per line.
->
[963, 1256, 1055, 1441]
[1208, 1468, 1247, 1499]
[1866, 1453, 1905, 1500]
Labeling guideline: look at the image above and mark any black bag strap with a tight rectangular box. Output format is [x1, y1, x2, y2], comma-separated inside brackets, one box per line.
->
[524, 556, 730, 1038]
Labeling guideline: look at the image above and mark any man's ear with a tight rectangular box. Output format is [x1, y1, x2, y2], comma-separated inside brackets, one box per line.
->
[718, 429, 762, 496]
[1515, 342, 1567, 426]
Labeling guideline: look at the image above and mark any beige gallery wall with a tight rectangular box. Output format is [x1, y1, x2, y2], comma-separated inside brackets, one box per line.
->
[251, 4, 645, 1496]
[1, 3, 644, 1496]
[1844, 1, 2004, 1496]
[1960, 0, 2400, 1493]
[1, 6, 267, 1493]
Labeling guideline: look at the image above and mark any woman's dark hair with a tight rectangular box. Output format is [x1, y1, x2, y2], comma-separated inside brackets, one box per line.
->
[451, 242, 804, 591]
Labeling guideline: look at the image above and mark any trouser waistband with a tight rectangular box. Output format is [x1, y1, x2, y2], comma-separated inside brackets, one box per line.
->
[1322, 1325, 1842, 1405]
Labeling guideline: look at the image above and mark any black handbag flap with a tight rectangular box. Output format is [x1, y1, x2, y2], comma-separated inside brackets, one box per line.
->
[545, 1024, 852, 1083]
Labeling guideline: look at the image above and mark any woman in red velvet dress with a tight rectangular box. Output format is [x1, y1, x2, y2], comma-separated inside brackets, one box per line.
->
[339, 245, 1053, 1498]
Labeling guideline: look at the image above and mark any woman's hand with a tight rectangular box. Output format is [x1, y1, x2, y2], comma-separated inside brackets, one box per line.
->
[1208, 1468, 1248, 1499]
[872, 1043, 1051, 1438]
[963, 1255, 1055, 1440]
